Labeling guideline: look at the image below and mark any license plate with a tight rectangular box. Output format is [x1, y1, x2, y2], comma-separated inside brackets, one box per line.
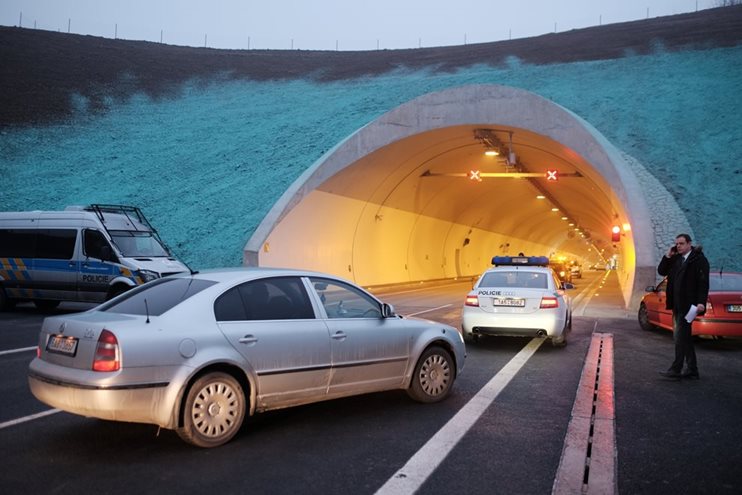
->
[46, 335, 79, 356]
[728, 305, 742, 313]
[493, 297, 525, 307]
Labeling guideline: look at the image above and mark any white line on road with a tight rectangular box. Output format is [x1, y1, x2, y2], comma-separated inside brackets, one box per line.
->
[0, 346, 36, 356]
[0, 409, 61, 430]
[375, 337, 545, 495]
[406, 304, 452, 317]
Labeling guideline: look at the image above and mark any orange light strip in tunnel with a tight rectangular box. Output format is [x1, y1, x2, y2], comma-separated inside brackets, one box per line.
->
[421, 171, 583, 178]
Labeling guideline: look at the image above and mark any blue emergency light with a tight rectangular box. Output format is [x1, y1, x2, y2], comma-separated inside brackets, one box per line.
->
[491, 256, 549, 266]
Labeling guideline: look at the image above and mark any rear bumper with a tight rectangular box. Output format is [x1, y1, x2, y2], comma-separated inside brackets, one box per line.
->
[28, 360, 179, 429]
[462, 309, 567, 338]
[692, 318, 742, 337]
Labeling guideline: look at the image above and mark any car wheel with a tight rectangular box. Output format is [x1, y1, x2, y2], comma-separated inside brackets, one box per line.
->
[463, 332, 479, 344]
[638, 303, 655, 331]
[177, 372, 246, 448]
[407, 346, 455, 403]
[552, 334, 567, 347]
[34, 299, 60, 311]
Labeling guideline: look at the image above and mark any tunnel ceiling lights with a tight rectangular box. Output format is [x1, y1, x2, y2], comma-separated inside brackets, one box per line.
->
[421, 127, 596, 257]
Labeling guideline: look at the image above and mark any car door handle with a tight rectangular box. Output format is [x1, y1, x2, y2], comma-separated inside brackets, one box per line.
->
[331, 331, 347, 341]
[238, 335, 258, 344]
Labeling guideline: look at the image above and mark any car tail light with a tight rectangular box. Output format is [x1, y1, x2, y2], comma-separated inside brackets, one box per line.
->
[93, 329, 120, 372]
[540, 296, 559, 309]
[465, 295, 480, 307]
[705, 300, 713, 314]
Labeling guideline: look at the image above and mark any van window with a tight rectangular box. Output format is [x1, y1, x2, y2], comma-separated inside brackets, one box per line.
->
[84, 229, 114, 260]
[109, 231, 169, 257]
[36, 229, 77, 259]
[0, 229, 37, 258]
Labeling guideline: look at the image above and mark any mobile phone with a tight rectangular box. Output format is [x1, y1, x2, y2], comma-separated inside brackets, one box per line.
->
[670, 246, 678, 254]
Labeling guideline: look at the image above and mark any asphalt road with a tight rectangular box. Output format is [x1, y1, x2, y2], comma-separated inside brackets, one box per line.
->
[1, 271, 741, 494]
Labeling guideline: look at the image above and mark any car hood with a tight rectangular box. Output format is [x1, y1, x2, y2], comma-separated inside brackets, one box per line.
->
[121, 256, 189, 276]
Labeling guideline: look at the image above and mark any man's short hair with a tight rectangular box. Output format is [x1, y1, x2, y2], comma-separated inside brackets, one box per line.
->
[676, 233, 692, 243]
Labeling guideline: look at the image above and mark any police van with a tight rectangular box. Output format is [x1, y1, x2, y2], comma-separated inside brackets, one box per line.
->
[0, 204, 189, 310]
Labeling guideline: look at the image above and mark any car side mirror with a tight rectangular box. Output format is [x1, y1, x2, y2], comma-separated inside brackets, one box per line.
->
[382, 303, 396, 318]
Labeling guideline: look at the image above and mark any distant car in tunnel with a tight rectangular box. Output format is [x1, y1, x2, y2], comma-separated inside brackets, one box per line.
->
[570, 264, 582, 279]
[638, 271, 742, 336]
[28, 267, 466, 448]
[550, 261, 573, 284]
[462, 256, 574, 347]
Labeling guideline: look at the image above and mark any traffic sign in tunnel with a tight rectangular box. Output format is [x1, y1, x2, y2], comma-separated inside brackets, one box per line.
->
[244, 84, 674, 309]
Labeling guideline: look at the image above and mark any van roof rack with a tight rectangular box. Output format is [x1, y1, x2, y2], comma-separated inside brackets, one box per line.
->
[85, 204, 172, 256]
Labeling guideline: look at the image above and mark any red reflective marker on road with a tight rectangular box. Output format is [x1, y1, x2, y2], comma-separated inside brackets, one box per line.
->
[553, 332, 617, 495]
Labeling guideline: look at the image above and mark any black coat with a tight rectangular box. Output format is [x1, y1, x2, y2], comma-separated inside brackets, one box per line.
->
[657, 246, 710, 312]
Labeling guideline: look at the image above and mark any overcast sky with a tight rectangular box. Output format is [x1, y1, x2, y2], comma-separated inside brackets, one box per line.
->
[0, 0, 723, 51]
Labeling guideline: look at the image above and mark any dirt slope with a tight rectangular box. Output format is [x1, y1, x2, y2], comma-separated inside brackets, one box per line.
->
[1, 5, 741, 127]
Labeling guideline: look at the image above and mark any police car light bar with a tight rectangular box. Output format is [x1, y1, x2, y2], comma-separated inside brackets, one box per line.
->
[491, 256, 550, 266]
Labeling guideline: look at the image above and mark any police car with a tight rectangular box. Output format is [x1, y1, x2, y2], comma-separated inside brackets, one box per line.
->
[461, 256, 574, 346]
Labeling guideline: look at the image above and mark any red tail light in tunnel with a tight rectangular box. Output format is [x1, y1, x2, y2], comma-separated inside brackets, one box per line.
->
[465, 295, 480, 307]
[540, 296, 559, 309]
[93, 329, 120, 372]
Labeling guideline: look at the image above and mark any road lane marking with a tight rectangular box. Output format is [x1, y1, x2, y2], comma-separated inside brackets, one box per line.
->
[406, 304, 452, 317]
[372, 281, 471, 297]
[552, 332, 617, 495]
[0, 409, 61, 430]
[375, 337, 545, 495]
[0, 346, 37, 356]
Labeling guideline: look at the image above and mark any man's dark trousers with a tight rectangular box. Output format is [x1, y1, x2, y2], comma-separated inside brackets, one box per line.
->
[671, 311, 697, 373]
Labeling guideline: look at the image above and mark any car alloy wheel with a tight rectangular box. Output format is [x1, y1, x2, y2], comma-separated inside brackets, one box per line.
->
[177, 372, 246, 448]
[407, 346, 454, 403]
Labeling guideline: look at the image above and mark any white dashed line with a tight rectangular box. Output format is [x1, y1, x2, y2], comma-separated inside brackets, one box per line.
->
[0, 409, 61, 430]
[406, 304, 452, 317]
[0, 346, 37, 356]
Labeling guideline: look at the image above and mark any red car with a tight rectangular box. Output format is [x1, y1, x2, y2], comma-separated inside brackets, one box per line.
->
[638, 271, 742, 336]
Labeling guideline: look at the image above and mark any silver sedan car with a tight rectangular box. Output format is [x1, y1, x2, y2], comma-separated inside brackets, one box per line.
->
[28, 268, 465, 447]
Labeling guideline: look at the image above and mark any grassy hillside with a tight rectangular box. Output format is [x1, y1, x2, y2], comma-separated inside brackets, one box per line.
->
[1, 7, 741, 272]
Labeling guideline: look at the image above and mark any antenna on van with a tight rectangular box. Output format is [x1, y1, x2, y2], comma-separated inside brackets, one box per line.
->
[144, 299, 150, 324]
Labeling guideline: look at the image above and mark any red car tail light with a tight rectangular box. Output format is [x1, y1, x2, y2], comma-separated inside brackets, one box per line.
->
[465, 295, 480, 307]
[93, 329, 120, 372]
[540, 296, 559, 309]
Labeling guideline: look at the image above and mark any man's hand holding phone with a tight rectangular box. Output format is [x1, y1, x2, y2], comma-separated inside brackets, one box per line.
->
[666, 245, 678, 258]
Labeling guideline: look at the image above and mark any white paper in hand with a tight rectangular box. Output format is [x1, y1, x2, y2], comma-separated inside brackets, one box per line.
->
[684, 305, 698, 323]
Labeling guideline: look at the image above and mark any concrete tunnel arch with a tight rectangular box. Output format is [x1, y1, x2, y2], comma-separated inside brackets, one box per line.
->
[244, 84, 658, 309]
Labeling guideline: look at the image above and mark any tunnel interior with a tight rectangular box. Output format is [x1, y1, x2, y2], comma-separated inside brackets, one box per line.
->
[245, 85, 653, 307]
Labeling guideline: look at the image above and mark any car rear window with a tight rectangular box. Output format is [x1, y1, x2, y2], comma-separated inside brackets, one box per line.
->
[710, 273, 742, 291]
[479, 271, 548, 289]
[98, 277, 217, 316]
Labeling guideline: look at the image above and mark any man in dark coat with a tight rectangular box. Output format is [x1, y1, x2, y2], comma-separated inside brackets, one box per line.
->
[657, 233, 710, 379]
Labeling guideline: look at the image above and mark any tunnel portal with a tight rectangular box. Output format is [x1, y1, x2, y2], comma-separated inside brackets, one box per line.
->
[245, 84, 664, 308]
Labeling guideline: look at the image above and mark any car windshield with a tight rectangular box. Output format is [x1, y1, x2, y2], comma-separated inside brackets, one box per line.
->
[710, 273, 742, 291]
[98, 277, 217, 316]
[109, 230, 169, 257]
[479, 271, 548, 289]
